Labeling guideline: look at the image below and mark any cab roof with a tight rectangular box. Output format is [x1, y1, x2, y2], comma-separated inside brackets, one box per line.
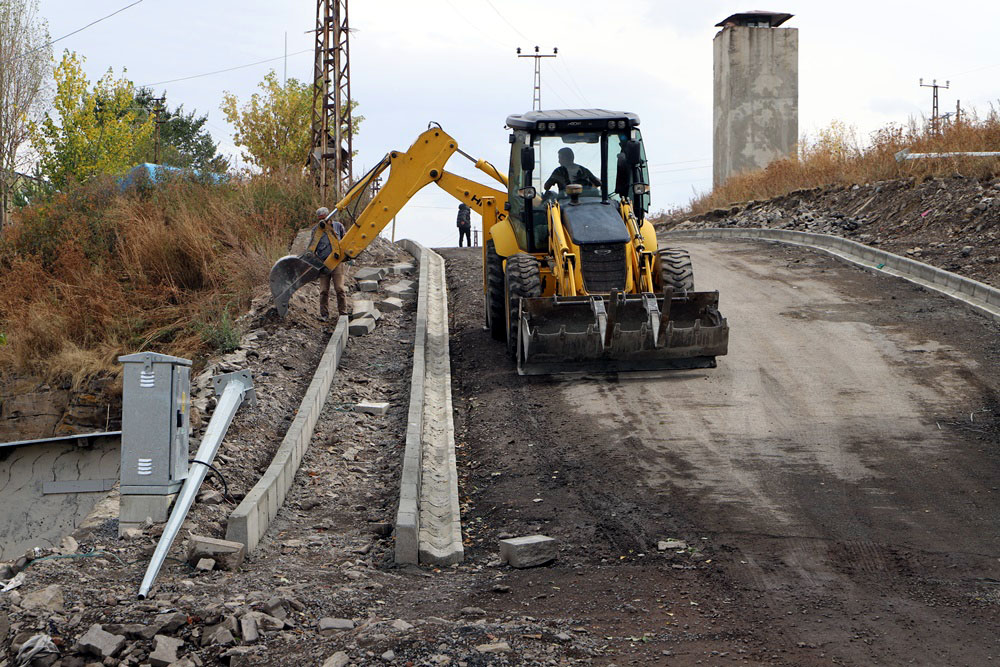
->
[506, 109, 640, 132]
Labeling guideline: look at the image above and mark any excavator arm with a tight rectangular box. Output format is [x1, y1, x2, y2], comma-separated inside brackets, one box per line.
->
[270, 125, 509, 316]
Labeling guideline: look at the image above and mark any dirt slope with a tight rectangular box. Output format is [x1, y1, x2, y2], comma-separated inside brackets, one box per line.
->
[663, 175, 1000, 287]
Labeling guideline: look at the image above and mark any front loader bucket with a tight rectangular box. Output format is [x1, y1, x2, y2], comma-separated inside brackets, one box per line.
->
[269, 253, 325, 317]
[516, 290, 729, 375]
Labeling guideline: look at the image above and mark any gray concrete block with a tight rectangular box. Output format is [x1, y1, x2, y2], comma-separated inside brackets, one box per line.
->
[499, 534, 558, 568]
[354, 267, 387, 281]
[390, 262, 417, 275]
[349, 317, 376, 336]
[385, 282, 416, 298]
[119, 493, 176, 528]
[380, 297, 404, 311]
[358, 279, 379, 292]
[187, 535, 246, 570]
[149, 634, 184, 667]
[77, 624, 125, 658]
[350, 300, 375, 318]
[356, 401, 390, 416]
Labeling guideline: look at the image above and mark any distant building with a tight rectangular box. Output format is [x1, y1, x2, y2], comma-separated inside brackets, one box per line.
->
[713, 11, 798, 187]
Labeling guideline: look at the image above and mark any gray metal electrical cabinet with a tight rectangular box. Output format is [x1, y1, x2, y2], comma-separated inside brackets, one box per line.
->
[118, 352, 192, 494]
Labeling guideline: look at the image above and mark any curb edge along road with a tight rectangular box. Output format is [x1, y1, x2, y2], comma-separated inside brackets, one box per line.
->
[664, 227, 1000, 322]
[226, 316, 350, 553]
[394, 239, 463, 566]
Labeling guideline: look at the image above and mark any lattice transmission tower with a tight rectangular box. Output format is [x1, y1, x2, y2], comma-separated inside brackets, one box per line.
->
[310, 0, 353, 204]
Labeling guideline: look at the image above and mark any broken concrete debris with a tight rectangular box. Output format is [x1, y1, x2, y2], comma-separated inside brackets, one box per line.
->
[76, 623, 125, 658]
[186, 535, 246, 571]
[499, 534, 558, 568]
[356, 400, 390, 415]
[148, 634, 184, 667]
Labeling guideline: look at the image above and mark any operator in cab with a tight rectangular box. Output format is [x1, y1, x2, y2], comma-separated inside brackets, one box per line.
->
[543, 147, 600, 193]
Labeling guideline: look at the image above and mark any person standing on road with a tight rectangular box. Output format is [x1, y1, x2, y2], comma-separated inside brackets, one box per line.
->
[457, 203, 472, 247]
[315, 207, 349, 320]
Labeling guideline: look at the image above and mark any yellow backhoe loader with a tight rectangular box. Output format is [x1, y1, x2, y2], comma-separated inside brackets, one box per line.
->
[270, 110, 728, 374]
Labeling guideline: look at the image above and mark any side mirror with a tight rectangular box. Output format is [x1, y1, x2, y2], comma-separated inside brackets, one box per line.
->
[521, 145, 535, 173]
[624, 140, 642, 168]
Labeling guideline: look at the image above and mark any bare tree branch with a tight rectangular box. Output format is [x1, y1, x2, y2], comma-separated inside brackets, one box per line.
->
[0, 0, 50, 225]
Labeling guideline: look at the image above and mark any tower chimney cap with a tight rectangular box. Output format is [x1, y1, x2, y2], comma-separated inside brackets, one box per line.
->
[716, 10, 793, 28]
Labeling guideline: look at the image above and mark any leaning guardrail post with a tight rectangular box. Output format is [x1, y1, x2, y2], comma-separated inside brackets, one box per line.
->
[137, 371, 255, 598]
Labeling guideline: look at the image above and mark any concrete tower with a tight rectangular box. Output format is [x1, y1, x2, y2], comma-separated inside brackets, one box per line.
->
[713, 11, 798, 187]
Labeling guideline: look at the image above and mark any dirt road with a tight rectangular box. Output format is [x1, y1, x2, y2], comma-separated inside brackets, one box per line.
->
[441, 240, 1000, 665]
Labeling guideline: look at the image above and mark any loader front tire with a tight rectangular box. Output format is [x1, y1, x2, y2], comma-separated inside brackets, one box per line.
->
[485, 241, 507, 341]
[657, 248, 695, 292]
[505, 253, 542, 358]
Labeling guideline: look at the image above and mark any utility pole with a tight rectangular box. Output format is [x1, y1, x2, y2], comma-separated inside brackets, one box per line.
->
[310, 0, 353, 205]
[473, 228, 479, 247]
[919, 78, 949, 134]
[151, 96, 166, 164]
[517, 46, 557, 111]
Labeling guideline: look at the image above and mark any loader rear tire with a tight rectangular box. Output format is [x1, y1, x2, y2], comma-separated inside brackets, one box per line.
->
[658, 247, 695, 292]
[485, 241, 507, 341]
[505, 253, 542, 358]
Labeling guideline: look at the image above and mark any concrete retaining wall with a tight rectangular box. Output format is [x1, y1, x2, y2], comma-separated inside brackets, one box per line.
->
[226, 317, 349, 553]
[664, 227, 1000, 321]
[394, 240, 463, 565]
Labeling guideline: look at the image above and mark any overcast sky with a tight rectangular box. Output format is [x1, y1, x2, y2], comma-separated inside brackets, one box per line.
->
[35, 0, 1000, 247]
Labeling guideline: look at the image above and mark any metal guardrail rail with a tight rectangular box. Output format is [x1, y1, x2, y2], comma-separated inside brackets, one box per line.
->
[0, 430, 121, 450]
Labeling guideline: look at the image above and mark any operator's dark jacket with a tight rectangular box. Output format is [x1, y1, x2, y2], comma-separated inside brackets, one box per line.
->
[456, 204, 471, 228]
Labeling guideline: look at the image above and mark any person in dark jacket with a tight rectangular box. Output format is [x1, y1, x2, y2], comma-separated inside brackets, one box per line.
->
[315, 207, 348, 319]
[543, 147, 600, 193]
[456, 203, 472, 247]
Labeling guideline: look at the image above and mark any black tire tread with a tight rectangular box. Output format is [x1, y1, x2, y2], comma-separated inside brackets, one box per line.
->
[505, 253, 542, 356]
[658, 247, 695, 291]
[486, 241, 506, 341]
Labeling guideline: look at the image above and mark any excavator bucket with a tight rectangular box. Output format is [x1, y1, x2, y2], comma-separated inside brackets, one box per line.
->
[269, 252, 325, 317]
[515, 289, 729, 375]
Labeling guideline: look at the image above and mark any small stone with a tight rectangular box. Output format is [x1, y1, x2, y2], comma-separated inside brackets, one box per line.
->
[379, 297, 404, 311]
[148, 634, 184, 667]
[358, 279, 379, 292]
[319, 617, 354, 634]
[555, 632, 572, 642]
[499, 534, 558, 568]
[77, 624, 125, 658]
[0, 611, 9, 639]
[475, 642, 511, 653]
[349, 317, 376, 336]
[322, 652, 350, 667]
[390, 619, 413, 632]
[60, 536, 79, 555]
[381, 649, 395, 661]
[369, 522, 393, 536]
[122, 528, 144, 539]
[21, 584, 65, 612]
[460, 606, 486, 618]
[657, 539, 688, 551]
[201, 624, 235, 647]
[240, 613, 259, 643]
[961, 245, 974, 257]
[356, 401, 390, 416]
[195, 558, 216, 571]
[196, 489, 224, 505]
[491, 584, 511, 594]
[186, 535, 245, 571]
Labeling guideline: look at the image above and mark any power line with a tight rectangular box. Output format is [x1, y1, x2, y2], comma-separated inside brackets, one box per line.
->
[143, 49, 312, 87]
[648, 157, 712, 167]
[555, 57, 591, 106]
[650, 165, 712, 174]
[482, 0, 533, 42]
[7, 0, 145, 64]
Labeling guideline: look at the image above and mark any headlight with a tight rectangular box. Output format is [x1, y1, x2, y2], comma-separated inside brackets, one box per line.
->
[608, 120, 616, 129]
[617, 120, 626, 129]
[547, 122, 556, 130]
[632, 183, 650, 195]
[537, 121, 546, 130]
[518, 186, 537, 199]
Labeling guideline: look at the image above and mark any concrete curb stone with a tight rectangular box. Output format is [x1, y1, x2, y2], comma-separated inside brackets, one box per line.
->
[226, 316, 350, 554]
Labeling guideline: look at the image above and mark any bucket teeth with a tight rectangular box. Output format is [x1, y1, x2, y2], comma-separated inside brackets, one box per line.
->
[515, 291, 729, 375]
[269, 253, 325, 317]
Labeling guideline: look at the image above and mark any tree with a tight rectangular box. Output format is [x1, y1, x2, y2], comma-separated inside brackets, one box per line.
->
[0, 0, 50, 226]
[221, 70, 362, 172]
[132, 89, 228, 172]
[31, 51, 154, 189]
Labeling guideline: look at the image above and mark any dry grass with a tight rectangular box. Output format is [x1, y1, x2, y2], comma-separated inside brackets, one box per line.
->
[690, 109, 1000, 215]
[0, 170, 320, 387]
